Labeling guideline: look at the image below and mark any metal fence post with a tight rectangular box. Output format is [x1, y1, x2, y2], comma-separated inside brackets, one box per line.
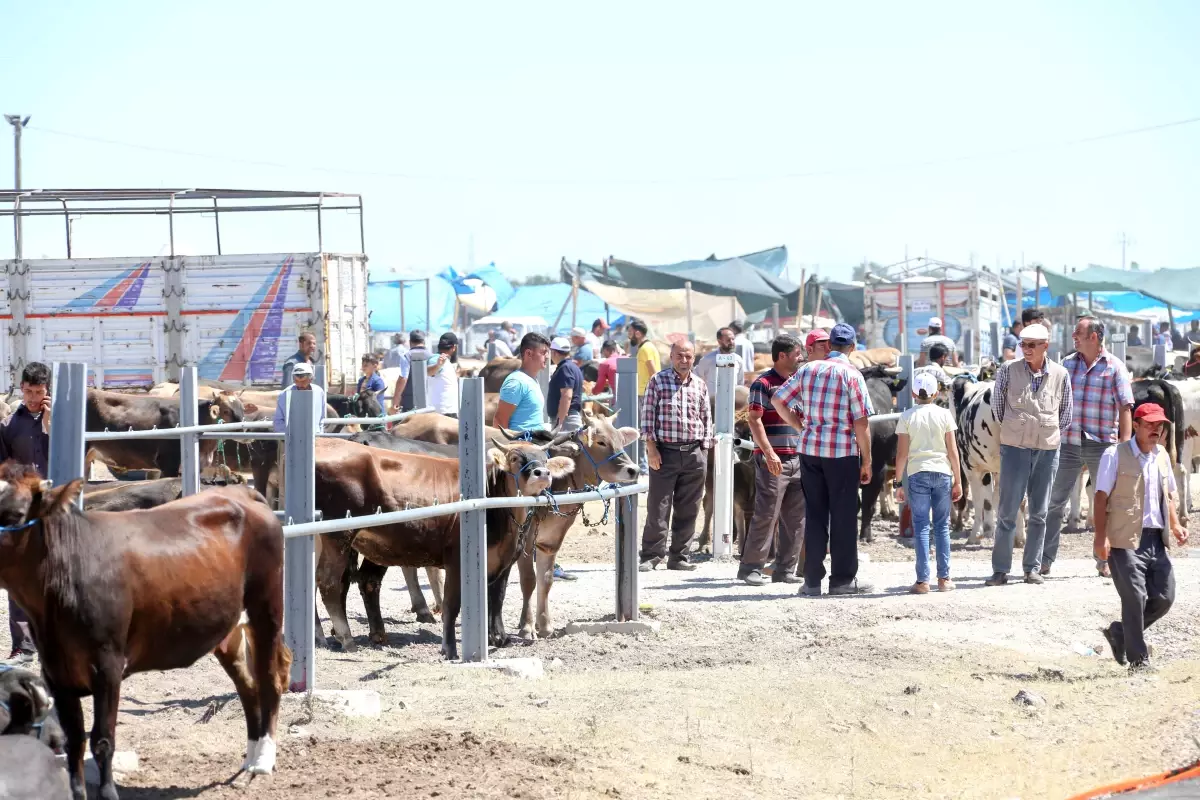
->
[410, 351, 428, 411]
[1110, 333, 1126, 368]
[538, 362, 550, 424]
[962, 329, 975, 365]
[283, 389, 317, 694]
[49, 362, 87, 506]
[458, 377, 488, 663]
[179, 366, 200, 496]
[614, 357, 640, 621]
[895, 354, 914, 412]
[1142, 320, 1153, 351]
[711, 354, 736, 559]
[989, 321, 1000, 363]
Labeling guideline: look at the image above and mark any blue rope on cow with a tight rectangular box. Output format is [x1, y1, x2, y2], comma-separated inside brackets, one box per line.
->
[0, 519, 38, 536]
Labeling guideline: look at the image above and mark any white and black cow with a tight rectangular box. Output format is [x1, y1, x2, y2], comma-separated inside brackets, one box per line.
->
[952, 377, 1027, 547]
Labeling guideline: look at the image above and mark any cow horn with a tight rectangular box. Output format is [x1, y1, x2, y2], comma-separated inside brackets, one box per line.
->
[497, 427, 519, 441]
[547, 429, 576, 447]
[489, 437, 511, 452]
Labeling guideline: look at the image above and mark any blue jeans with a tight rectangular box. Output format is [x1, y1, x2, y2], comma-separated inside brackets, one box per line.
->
[908, 471, 952, 582]
[992, 445, 1060, 575]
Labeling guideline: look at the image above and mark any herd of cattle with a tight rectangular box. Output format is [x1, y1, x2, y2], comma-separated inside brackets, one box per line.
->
[2, 346, 1198, 661]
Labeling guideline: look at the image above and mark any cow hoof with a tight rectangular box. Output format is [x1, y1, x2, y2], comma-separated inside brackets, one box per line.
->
[329, 636, 357, 653]
[369, 632, 387, 646]
[430, 604, 442, 616]
[415, 610, 437, 624]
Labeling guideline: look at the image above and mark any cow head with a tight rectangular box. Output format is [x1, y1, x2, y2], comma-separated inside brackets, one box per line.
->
[350, 391, 384, 420]
[0, 461, 58, 529]
[487, 439, 574, 497]
[556, 413, 640, 484]
[204, 391, 246, 425]
[977, 362, 998, 382]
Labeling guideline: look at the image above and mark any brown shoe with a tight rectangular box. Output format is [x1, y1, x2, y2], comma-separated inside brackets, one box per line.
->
[938, 578, 956, 592]
[910, 582, 930, 594]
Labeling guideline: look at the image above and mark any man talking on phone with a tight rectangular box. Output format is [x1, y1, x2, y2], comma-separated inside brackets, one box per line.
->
[0, 362, 52, 665]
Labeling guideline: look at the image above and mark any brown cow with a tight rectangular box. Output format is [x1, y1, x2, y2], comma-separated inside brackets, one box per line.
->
[312, 437, 575, 659]
[85, 389, 245, 478]
[0, 464, 290, 796]
[478, 357, 522, 393]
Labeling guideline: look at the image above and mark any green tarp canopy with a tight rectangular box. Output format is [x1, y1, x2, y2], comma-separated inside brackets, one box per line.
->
[1042, 266, 1200, 311]
[567, 246, 797, 315]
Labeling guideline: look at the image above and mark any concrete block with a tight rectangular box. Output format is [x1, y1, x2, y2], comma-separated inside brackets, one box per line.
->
[78, 751, 139, 785]
[310, 689, 382, 718]
[454, 656, 544, 680]
[563, 620, 661, 636]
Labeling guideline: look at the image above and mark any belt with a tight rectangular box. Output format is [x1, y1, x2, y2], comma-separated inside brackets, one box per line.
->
[658, 441, 703, 452]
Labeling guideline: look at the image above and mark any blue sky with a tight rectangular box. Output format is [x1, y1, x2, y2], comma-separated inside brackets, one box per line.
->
[2, 1, 1198, 281]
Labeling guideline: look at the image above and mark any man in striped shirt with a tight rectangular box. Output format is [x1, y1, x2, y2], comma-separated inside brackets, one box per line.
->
[639, 340, 713, 571]
[773, 323, 875, 596]
[738, 334, 807, 586]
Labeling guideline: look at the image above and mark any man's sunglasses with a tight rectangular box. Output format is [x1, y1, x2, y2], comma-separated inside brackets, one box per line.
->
[1019, 341, 1044, 350]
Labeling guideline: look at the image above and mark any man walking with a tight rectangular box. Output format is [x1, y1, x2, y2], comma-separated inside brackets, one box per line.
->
[639, 340, 712, 572]
[388, 330, 429, 414]
[629, 319, 660, 474]
[918, 317, 958, 366]
[547, 336, 585, 432]
[281, 331, 318, 388]
[0, 362, 51, 665]
[985, 323, 1072, 586]
[1094, 403, 1187, 670]
[1042, 316, 1133, 578]
[494, 332, 551, 432]
[695, 327, 746, 395]
[772, 323, 874, 596]
[738, 334, 805, 586]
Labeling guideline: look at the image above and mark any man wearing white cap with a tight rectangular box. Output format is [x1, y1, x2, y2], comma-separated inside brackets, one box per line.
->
[548, 336, 585, 432]
[985, 322, 1072, 586]
[569, 327, 594, 363]
[273, 361, 327, 435]
[918, 317, 959, 367]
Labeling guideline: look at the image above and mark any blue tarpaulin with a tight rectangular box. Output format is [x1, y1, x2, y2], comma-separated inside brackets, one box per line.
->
[466, 264, 515, 310]
[367, 270, 457, 333]
[493, 284, 621, 333]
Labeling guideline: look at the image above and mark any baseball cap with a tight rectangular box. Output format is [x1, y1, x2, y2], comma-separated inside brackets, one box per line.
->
[1020, 323, 1050, 341]
[830, 323, 857, 346]
[550, 336, 572, 352]
[592, 318, 609, 330]
[928, 316, 943, 328]
[912, 371, 939, 397]
[292, 362, 314, 377]
[805, 329, 830, 348]
[1135, 403, 1169, 423]
[569, 327, 587, 338]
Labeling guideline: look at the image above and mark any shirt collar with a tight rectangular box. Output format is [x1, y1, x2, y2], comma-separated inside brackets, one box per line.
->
[672, 368, 694, 384]
[1129, 439, 1156, 460]
[827, 351, 848, 363]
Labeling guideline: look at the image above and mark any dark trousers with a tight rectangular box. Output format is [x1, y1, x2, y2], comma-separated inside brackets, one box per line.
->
[641, 444, 708, 562]
[800, 455, 861, 589]
[1108, 529, 1175, 664]
[741, 454, 805, 572]
[7, 596, 35, 654]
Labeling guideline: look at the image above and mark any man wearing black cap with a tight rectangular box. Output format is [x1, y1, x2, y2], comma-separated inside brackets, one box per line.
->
[772, 322, 874, 596]
[1094, 403, 1187, 669]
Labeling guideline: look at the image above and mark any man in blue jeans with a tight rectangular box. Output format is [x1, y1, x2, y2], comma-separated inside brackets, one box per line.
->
[985, 323, 1073, 586]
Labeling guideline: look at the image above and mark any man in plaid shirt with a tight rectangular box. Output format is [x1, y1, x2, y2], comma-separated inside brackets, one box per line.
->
[639, 339, 714, 571]
[772, 323, 875, 596]
[1041, 316, 1133, 578]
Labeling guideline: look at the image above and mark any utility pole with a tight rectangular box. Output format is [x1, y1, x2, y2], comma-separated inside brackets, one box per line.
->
[4, 114, 31, 259]
[1118, 232, 1134, 270]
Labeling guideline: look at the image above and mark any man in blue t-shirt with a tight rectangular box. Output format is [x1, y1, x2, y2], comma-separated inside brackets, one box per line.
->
[570, 327, 594, 364]
[548, 336, 585, 431]
[495, 332, 551, 432]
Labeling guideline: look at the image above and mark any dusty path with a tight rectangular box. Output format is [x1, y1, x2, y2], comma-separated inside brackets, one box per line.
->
[5, 498, 1199, 799]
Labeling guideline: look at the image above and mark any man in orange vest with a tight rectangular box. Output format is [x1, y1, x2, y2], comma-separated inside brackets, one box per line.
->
[1093, 403, 1188, 670]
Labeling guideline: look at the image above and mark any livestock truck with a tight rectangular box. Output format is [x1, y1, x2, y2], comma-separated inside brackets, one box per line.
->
[862, 272, 1006, 363]
[0, 189, 369, 392]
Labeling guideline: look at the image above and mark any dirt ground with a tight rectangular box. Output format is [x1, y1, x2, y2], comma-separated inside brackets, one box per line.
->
[7, 493, 1200, 799]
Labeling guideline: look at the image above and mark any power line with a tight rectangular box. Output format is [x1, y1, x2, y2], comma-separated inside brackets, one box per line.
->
[30, 114, 1200, 187]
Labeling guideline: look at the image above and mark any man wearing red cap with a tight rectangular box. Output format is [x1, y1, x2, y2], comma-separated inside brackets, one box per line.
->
[804, 328, 831, 361]
[1093, 403, 1188, 669]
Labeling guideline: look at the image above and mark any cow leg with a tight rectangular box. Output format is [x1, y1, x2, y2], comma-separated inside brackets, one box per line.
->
[357, 558, 390, 645]
[966, 471, 990, 545]
[534, 547, 556, 639]
[400, 566, 436, 624]
[516, 550, 536, 640]
[488, 564, 513, 648]
[441, 560, 462, 660]
[426, 567, 444, 615]
[859, 464, 885, 543]
[879, 466, 898, 520]
[315, 537, 356, 651]
[88, 655, 124, 800]
[212, 623, 263, 771]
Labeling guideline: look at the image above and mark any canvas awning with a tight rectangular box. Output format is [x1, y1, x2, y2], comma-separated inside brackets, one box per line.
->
[1041, 266, 1200, 311]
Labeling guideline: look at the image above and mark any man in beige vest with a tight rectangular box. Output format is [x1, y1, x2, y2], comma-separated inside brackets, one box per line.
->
[1094, 403, 1187, 669]
[985, 323, 1072, 586]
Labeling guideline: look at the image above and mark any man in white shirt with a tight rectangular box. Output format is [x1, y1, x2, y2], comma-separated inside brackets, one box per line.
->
[1093, 402, 1187, 669]
[273, 362, 327, 435]
[694, 326, 746, 395]
[729, 320, 756, 373]
[586, 318, 608, 352]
